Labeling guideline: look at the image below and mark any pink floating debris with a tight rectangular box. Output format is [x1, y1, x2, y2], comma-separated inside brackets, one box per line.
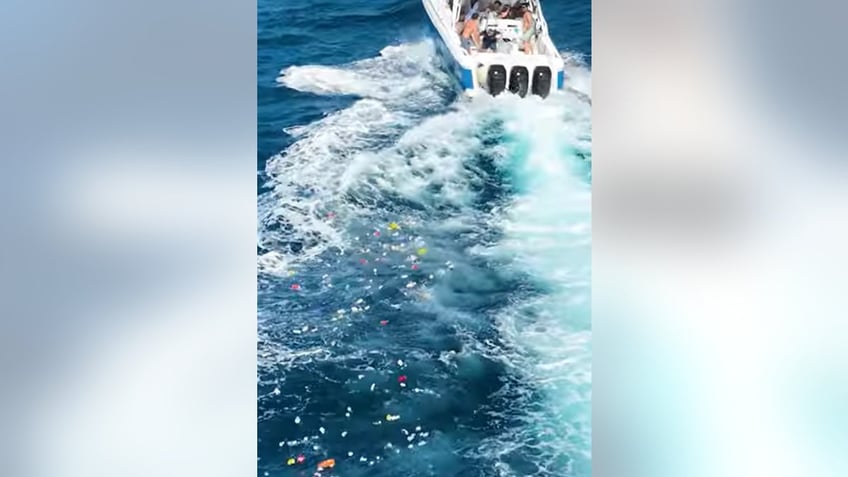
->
[297, 454, 306, 464]
[411, 264, 419, 270]
[291, 284, 301, 291]
[359, 258, 368, 265]
[327, 212, 336, 219]
[380, 320, 389, 326]
[373, 230, 381, 237]
[398, 375, 407, 383]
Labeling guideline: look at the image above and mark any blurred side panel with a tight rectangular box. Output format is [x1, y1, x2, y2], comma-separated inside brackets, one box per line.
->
[594, 0, 848, 476]
[0, 0, 256, 476]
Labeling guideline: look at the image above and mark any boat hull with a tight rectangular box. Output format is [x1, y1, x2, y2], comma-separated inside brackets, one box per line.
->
[422, 0, 565, 97]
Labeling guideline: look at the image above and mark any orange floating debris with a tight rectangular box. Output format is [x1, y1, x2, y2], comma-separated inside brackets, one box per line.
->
[317, 458, 335, 470]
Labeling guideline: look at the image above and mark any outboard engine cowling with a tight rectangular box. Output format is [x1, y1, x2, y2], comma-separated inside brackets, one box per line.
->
[509, 66, 529, 98]
[487, 64, 507, 96]
[532, 66, 552, 98]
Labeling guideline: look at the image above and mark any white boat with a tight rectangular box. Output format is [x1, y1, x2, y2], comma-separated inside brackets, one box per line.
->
[422, 0, 565, 98]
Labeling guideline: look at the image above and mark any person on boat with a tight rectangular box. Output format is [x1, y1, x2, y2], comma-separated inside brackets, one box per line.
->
[487, 1, 503, 15]
[520, 4, 536, 54]
[460, 12, 482, 51]
[481, 27, 499, 51]
[464, 0, 481, 21]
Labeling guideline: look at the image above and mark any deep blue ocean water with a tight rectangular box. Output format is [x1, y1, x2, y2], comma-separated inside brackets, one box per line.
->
[258, 1, 591, 476]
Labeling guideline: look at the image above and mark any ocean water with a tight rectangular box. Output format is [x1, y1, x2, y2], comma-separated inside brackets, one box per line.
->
[257, 1, 591, 476]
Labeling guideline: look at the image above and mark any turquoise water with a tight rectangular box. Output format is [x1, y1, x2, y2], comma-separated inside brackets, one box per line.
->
[258, 2, 591, 476]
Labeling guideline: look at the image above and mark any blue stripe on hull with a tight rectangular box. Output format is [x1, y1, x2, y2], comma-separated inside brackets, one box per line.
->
[426, 20, 475, 92]
[557, 70, 565, 90]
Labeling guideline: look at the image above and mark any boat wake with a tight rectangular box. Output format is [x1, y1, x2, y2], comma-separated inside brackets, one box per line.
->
[259, 39, 591, 476]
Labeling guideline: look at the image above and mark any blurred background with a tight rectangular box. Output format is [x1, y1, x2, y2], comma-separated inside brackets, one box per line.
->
[0, 0, 846, 476]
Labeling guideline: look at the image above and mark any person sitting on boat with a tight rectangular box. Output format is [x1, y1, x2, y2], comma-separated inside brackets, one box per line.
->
[487, 1, 503, 15]
[460, 13, 482, 51]
[481, 26, 499, 52]
[520, 4, 536, 54]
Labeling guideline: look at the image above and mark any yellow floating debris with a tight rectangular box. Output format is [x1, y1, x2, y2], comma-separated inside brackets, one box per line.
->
[388, 222, 400, 231]
[287, 457, 296, 466]
[417, 247, 428, 256]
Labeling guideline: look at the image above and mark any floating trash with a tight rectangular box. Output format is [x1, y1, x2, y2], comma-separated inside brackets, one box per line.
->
[411, 264, 419, 270]
[347, 451, 354, 457]
[370, 383, 376, 392]
[385, 414, 400, 421]
[290, 283, 301, 291]
[317, 458, 335, 470]
[341, 431, 348, 437]
[319, 427, 326, 435]
[294, 416, 301, 424]
[417, 248, 428, 256]
[373, 231, 381, 237]
[379, 320, 389, 326]
[287, 457, 296, 466]
[359, 258, 368, 265]
[272, 387, 280, 395]
[397, 360, 405, 367]
[297, 454, 305, 464]
[388, 222, 400, 231]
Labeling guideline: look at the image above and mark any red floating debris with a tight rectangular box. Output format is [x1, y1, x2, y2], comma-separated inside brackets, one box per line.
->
[290, 284, 301, 291]
[380, 320, 389, 326]
[398, 375, 407, 383]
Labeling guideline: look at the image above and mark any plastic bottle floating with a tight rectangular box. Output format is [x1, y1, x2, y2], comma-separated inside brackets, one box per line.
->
[317, 458, 335, 470]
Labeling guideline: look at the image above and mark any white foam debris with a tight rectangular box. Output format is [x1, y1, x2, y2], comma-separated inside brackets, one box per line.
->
[415, 426, 421, 431]
[294, 416, 301, 424]
[370, 383, 376, 392]
[355, 298, 364, 305]
[346, 406, 352, 413]
[348, 451, 354, 457]
[319, 427, 326, 434]
[359, 456, 368, 462]
[405, 281, 416, 288]
[341, 431, 348, 437]
[272, 387, 280, 395]
[386, 414, 400, 422]
[397, 359, 404, 367]
[418, 440, 427, 446]
[278, 441, 284, 447]
[407, 433, 416, 442]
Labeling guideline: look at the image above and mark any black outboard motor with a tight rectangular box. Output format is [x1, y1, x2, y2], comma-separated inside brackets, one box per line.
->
[509, 66, 529, 98]
[487, 64, 507, 96]
[532, 66, 552, 98]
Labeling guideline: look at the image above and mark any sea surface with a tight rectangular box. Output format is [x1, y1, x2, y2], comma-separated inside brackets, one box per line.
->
[257, 1, 591, 476]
